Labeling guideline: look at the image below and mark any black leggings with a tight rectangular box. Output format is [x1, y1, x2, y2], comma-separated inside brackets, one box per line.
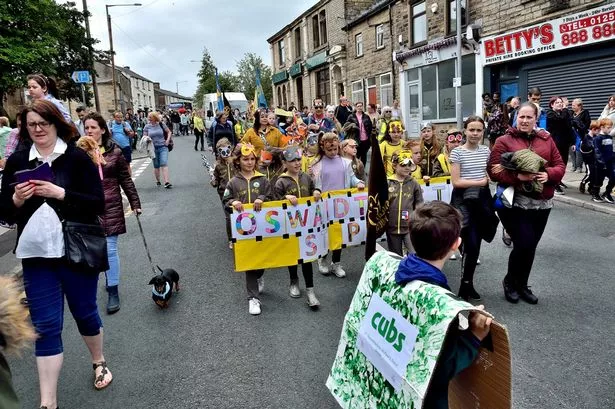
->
[288, 263, 314, 287]
[497, 207, 550, 289]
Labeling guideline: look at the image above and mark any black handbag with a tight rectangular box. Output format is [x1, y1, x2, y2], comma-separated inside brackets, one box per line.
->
[63, 220, 109, 272]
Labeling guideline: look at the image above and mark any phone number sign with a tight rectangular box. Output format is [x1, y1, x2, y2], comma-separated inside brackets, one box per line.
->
[480, 3, 615, 66]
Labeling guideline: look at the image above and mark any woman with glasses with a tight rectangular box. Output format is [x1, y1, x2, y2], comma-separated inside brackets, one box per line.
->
[0, 100, 109, 409]
[449, 116, 493, 301]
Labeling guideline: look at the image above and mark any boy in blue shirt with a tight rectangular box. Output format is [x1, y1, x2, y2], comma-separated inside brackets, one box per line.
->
[396, 201, 492, 408]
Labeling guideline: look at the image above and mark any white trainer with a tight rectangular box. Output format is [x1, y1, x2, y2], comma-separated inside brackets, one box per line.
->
[248, 298, 261, 315]
[289, 282, 301, 298]
[318, 258, 330, 275]
[306, 288, 320, 309]
[257, 277, 264, 294]
[332, 262, 346, 278]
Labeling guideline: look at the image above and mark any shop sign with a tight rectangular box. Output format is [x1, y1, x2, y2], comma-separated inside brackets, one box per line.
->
[480, 2, 615, 66]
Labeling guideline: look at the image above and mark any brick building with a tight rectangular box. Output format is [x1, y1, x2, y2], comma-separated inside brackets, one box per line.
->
[267, 0, 373, 109]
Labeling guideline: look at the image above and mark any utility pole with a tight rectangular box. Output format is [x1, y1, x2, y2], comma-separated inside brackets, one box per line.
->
[82, 0, 100, 111]
[455, 0, 463, 130]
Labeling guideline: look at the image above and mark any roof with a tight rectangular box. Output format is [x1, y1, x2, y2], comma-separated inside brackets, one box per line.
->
[266, 0, 329, 43]
[342, 0, 395, 31]
[156, 88, 192, 101]
[117, 66, 153, 83]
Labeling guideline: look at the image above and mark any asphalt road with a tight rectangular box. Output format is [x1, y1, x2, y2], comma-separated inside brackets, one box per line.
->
[5, 136, 615, 409]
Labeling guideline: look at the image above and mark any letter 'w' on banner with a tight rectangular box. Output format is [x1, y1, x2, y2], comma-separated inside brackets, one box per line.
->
[365, 128, 389, 260]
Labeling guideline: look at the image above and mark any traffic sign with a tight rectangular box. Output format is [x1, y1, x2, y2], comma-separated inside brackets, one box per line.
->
[71, 70, 91, 84]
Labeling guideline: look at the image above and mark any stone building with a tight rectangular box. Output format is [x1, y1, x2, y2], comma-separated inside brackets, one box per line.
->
[94, 61, 133, 117]
[267, 0, 373, 109]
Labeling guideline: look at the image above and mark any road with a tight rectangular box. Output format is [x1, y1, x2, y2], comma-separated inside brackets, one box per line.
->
[4, 136, 614, 409]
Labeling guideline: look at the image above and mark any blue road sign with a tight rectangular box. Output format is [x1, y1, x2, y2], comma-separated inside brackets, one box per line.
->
[72, 71, 91, 84]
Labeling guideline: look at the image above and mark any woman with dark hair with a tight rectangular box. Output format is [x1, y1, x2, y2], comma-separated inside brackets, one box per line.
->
[545, 96, 573, 194]
[489, 102, 565, 305]
[83, 112, 141, 314]
[0, 100, 110, 408]
[207, 111, 236, 151]
[26, 74, 72, 123]
[241, 110, 286, 156]
[449, 116, 493, 301]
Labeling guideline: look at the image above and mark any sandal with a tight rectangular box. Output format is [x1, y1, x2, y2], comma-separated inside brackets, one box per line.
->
[93, 361, 113, 390]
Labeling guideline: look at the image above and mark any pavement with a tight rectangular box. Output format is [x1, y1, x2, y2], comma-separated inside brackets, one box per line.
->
[3, 137, 614, 409]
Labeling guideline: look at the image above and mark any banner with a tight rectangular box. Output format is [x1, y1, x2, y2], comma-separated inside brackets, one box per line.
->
[231, 178, 452, 271]
[326, 252, 512, 409]
[480, 2, 615, 66]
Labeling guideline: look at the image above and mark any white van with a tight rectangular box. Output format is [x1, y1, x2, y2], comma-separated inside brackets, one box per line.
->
[203, 92, 248, 117]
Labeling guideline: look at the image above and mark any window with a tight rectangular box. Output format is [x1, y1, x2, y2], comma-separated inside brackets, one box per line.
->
[448, 0, 467, 34]
[355, 33, 363, 57]
[411, 2, 427, 45]
[315, 68, 330, 105]
[278, 39, 285, 66]
[294, 27, 301, 60]
[312, 10, 327, 48]
[380, 73, 393, 107]
[376, 24, 385, 49]
[412, 55, 476, 120]
[351, 80, 364, 104]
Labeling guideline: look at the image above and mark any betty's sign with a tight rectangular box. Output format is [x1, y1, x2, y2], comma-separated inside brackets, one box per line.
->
[480, 3, 615, 66]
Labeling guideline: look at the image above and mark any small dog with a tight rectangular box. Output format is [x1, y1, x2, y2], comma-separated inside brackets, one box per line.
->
[148, 266, 180, 309]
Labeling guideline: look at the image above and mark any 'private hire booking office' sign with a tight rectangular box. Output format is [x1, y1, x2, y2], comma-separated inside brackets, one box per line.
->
[230, 177, 452, 272]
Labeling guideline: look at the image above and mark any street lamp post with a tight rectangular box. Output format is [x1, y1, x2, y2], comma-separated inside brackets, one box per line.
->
[106, 3, 142, 112]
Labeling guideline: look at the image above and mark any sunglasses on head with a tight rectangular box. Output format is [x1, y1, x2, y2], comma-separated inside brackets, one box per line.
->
[447, 133, 463, 142]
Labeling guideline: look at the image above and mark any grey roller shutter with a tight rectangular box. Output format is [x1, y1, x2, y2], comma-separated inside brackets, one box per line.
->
[527, 55, 615, 119]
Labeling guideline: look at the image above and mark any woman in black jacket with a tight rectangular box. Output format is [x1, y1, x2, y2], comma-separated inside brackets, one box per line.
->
[0, 100, 110, 409]
[546, 96, 574, 193]
[345, 101, 373, 166]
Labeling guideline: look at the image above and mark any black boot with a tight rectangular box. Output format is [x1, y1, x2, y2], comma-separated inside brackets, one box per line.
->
[106, 285, 120, 314]
[458, 280, 481, 301]
[502, 278, 519, 303]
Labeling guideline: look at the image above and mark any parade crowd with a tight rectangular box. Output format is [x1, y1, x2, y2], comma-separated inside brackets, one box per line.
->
[0, 72, 614, 409]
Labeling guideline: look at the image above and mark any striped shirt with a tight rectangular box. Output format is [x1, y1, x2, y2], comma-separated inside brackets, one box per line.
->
[449, 145, 490, 180]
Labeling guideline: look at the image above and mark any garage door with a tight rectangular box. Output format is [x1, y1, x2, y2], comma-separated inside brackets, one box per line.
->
[527, 55, 615, 119]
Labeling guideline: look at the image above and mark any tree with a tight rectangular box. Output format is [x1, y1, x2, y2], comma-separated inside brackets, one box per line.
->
[235, 53, 272, 106]
[193, 48, 240, 108]
[0, 0, 97, 114]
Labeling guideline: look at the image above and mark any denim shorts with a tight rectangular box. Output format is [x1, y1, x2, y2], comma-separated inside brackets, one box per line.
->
[153, 145, 169, 168]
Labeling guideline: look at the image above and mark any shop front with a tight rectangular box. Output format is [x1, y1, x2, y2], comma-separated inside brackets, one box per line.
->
[481, 2, 615, 116]
[396, 38, 476, 137]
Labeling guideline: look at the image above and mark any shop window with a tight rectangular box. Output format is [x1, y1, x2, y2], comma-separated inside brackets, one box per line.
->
[356, 33, 363, 57]
[380, 73, 393, 107]
[411, 2, 427, 45]
[294, 27, 302, 60]
[278, 39, 285, 66]
[316, 68, 330, 105]
[351, 80, 364, 105]
[376, 24, 384, 49]
[447, 0, 467, 35]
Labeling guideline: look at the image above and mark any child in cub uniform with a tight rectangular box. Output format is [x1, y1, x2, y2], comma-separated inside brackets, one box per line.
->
[310, 132, 365, 277]
[223, 143, 273, 315]
[212, 138, 236, 248]
[386, 150, 424, 256]
[433, 128, 463, 177]
[380, 120, 404, 177]
[274, 145, 322, 309]
[257, 148, 284, 187]
[301, 132, 321, 174]
[340, 139, 365, 180]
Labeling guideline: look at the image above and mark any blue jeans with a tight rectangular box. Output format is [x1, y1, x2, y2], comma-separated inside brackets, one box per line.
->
[22, 258, 102, 356]
[153, 146, 169, 168]
[105, 235, 120, 287]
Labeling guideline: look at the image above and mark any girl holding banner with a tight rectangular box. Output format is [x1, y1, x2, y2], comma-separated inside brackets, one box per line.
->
[275, 145, 322, 309]
[222, 144, 273, 315]
[310, 132, 365, 278]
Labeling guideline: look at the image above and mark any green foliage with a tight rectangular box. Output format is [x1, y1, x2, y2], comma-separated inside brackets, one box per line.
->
[236, 53, 272, 105]
[0, 0, 97, 109]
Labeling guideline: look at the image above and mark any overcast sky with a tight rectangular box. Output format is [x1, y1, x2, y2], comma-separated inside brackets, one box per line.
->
[67, 0, 317, 97]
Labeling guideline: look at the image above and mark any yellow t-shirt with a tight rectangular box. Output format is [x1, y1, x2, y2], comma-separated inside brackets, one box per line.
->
[379, 141, 403, 177]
